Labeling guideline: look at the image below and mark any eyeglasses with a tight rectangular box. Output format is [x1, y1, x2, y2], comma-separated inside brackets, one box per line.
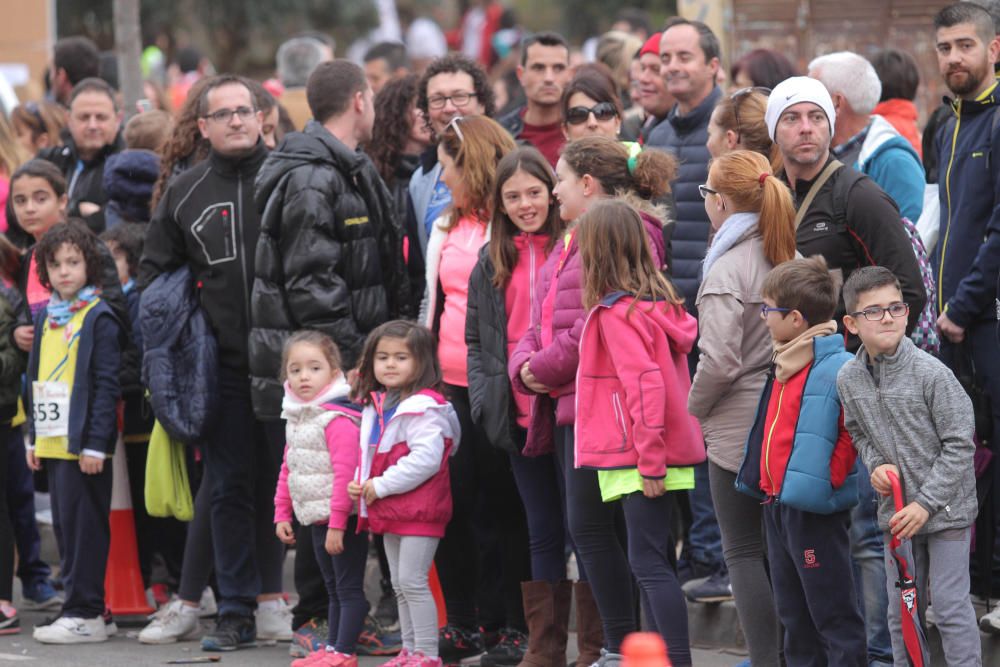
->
[202, 106, 256, 123]
[760, 305, 792, 319]
[427, 92, 478, 110]
[698, 184, 719, 199]
[446, 116, 465, 142]
[730, 86, 771, 142]
[565, 102, 618, 125]
[849, 302, 910, 321]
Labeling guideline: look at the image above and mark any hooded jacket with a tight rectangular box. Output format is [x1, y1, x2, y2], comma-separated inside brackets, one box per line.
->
[357, 390, 461, 538]
[856, 115, 924, 222]
[934, 83, 1000, 328]
[250, 122, 411, 420]
[38, 129, 126, 234]
[575, 292, 703, 476]
[102, 149, 160, 226]
[837, 337, 977, 533]
[138, 141, 268, 374]
[873, 98, 922, 158]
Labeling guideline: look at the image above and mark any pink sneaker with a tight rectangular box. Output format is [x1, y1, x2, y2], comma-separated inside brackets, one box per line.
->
[291, 649, 331, 667]
[317, 653, 358, 666]
[379, 647, 411, 667]
[409, 652, 443, 667]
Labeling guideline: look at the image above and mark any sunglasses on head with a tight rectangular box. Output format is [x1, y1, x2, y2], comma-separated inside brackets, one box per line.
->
[730, 86, 771, 141]
[565, 102, 618, 126]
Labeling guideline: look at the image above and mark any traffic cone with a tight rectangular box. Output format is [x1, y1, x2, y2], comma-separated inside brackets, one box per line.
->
[103, 439, 154, 617]
[621, 632, 671, 667]
[429, 562, 447, 628]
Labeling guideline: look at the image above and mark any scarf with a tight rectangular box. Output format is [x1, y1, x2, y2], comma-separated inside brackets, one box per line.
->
[773, 321, 838, 382]
[702, 212, 759, 278]
[47, 285, 100, 328]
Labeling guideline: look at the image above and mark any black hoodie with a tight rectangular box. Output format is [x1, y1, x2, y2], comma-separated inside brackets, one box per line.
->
[249, 121, 411, 420]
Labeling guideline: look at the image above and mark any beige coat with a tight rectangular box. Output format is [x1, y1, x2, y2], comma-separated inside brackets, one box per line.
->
[688, 227, 775, 473]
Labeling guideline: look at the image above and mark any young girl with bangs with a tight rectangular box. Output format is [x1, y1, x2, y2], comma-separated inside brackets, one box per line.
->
[465, 146, 567, 664]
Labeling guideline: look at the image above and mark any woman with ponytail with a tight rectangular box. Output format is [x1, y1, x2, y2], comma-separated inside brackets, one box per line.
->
[687, 150, 796, 667]
[705, 88, 781, 173]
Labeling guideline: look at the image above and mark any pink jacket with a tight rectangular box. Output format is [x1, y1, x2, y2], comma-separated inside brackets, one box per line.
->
[357, 389, 461, 538]
[509, 213, 666, 451]
[575, 292, 704, 477]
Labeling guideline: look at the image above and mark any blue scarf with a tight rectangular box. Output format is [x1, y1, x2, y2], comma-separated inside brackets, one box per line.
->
[47, 285, 100, 328]
[702, 212, 760, 278]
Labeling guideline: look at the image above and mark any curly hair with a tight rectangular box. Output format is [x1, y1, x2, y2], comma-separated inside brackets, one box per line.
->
[369, 74, 420, 185]
[34, 220, 103, 292]
[417, 54, 495, 138]
[100, 223, 145, 279]
[438, 116, 516, 229]
[150, 76, 214, 211]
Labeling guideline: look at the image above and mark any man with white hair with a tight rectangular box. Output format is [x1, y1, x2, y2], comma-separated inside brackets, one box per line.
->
[276, 35, 335, 130]
[808, 52, 925, 221]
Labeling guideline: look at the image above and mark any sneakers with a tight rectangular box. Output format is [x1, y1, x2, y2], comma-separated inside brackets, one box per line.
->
[201, 613, 257, 651]
[410, 652, 444, 667]
[379, 648, 411, 667]
[199, 587, 218, 618]
[33, 616, 108, 644]
[684, 571, 734, 603]
[479, 627, 527, 666]
[980, 604, 1000, 634]
[138, 599, 201, 644]
[357, 614, 403, 656]
[293, 650, 360, 667]
[589, 649, 624, 667]
[0, 604, 18, 635]
[20, 579, 63, 611]
[438, 624, 484, 662]
[291, 618, 329, 658]
[102, 608, 118, 637]
[257, 598, 294, 641]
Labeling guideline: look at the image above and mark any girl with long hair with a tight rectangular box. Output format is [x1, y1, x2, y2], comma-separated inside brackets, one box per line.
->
[706, 88, 781, 172]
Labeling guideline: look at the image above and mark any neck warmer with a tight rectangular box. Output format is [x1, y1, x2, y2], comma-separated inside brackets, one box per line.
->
[773, 321, 838, 382]
[47, 285, 100, 328]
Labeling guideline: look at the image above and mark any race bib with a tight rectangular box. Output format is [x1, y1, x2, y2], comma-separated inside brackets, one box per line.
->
[32, 381, 70, 437]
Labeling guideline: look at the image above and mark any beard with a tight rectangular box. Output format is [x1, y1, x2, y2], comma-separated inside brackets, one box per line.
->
[945, 63, 990, 97]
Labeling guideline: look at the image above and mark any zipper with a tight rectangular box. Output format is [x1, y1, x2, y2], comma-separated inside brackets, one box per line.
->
[939, 107, 962, 312]
[611, 391, 628, 450]
[762, 382, 785, 493]
[237, 176, 252, 329]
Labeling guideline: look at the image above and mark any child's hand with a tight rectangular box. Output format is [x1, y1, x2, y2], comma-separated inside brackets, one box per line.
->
[275, 521, 296, 545]
[520, 361, 550, 394]
[79, 455, 104, 475]
[642, 477, 665, 498]
[347, 480, 363, 500]
[890, 501, 930, 539]
[25, 449, 40, 471]
[13, 325, 33, 352]
[325, 528, 345, 555]
[362, 480, 379, 505]
[870, 463, 899, 497]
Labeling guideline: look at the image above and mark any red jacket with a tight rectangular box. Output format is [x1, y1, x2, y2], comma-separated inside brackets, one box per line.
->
[575, 293, 704, 477]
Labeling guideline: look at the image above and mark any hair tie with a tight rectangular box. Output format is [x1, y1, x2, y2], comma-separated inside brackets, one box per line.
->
[758, 173, 768, 187]
[627, 154, 638, 175]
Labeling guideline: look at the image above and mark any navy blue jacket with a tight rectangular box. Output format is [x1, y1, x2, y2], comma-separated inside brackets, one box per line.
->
[646, 86, 721, 307]
[934, 85, 1000, 327]
[27, 300, 122, 456]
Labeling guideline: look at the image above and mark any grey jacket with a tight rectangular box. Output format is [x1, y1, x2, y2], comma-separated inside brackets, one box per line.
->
[407, 158, 444, 255]
[837, 336, 977, 533]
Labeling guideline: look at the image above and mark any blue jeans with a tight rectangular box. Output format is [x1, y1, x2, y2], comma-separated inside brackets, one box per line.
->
[850, 462, 893, 664]
[687, 461, 725, 572]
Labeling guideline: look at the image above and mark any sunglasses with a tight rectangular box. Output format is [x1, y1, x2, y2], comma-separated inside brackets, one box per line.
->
[730, 86, 771, 141]
[446, 115, 466, 142]
[565, 102, 618, 126]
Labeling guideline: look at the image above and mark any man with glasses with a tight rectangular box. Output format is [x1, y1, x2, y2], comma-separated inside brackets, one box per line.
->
[140, 74, 287, 653]
[497, 32, 572, 167]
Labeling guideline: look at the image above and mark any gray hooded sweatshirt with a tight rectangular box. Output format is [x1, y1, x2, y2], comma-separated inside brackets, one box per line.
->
[836, 336, 977, 534]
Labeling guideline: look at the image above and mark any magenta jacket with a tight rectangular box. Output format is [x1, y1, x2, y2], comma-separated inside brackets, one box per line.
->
[575, 292, 704, 477]
[509, 212, 666, 455]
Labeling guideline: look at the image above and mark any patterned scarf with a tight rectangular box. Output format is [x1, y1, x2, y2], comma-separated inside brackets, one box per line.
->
[47, 285, 100, 328]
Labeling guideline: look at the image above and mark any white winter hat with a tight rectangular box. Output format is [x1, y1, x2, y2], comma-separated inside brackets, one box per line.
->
[765, 76, 836, 141]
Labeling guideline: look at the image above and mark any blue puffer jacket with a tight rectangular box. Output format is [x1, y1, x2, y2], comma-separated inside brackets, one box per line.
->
[856, 115, 924, 222]
[139, 266, 218, 442]
[934, 83, 1000, 327]
[646, 87, 720, 307]
[735, 335, 859, 514]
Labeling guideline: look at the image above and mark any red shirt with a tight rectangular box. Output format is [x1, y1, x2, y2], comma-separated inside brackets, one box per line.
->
[519, 112, 566, 168]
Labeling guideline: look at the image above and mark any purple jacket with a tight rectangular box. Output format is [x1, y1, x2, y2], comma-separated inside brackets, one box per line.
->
[509, 212, 665, 455]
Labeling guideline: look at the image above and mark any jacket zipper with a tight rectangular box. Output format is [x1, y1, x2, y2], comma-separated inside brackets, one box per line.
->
[762, 382, 785, 493]
[939, 108, 962, 312]
[611, 391, 628, 450]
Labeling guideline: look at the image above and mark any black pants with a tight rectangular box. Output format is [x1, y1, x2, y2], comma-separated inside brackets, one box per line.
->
[6, 424, 50, 588]
[434, 384, 530, 631]
[764, 503, 866, 667]
[48, 457, 112, 618]
[293, 522, 332, 628]
[311, 519, 369, 652]
[0, 424, 14, 601]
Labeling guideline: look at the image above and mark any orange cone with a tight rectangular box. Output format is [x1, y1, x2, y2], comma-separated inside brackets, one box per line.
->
[103, 440, 154, 617]
[621, 632, 672, 667]
[429, 562, 447, 628]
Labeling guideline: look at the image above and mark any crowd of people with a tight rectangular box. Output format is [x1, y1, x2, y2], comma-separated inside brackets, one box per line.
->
[0, 1, 996, 667]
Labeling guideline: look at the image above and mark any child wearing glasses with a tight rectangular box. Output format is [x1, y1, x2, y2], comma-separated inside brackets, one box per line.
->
[734, 254, 867, 667]
[837, 266, 979, 667]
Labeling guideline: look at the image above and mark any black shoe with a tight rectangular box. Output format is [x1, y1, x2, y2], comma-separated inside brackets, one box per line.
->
[684, 571, 733, 603]
[201, 613, 257, 651]
[439, 623, 484, 661]
[479, 627, 526, 666]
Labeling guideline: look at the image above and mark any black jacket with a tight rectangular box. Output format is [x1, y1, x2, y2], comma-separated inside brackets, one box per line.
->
[0, 283, 26, 421]
[388, 154, 426, 310]
[250, 122, 411, 420]
[37, 130, 126, 234]
[465, 248, 524, 455]
[138, 141, 268, 373]
[789, 157, 927, 350]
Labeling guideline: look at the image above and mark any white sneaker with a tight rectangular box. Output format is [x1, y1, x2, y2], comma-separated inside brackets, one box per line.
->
[980, 604, 1000, 634]
[138, 599, 201, 644]
[199, 587, 218, 618]
[256, 598, 293, 641]
[33, 616, 108, 644]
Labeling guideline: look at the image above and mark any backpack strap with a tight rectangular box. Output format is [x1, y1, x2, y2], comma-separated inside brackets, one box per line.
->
[793, 160, 843, 229]
[829, 163, 867, 231]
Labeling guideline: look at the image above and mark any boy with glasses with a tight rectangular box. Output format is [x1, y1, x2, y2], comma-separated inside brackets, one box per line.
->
[837, 265, 979, 666]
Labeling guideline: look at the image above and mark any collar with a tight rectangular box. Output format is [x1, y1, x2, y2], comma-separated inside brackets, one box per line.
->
[65, 130, 126, 165]
[773, 321, 838, 382]
[832, 119, 872, 160]
[280, 376, 353, 420]
[208, 139, 268, 178]
[949, 80, 1000, 117]
[668, 86, 722, 133]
